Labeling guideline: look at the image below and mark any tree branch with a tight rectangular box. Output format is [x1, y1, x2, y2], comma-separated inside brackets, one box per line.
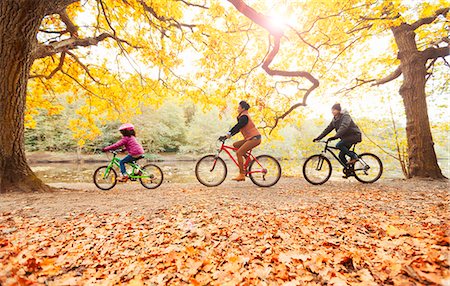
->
[226, 0, 284, 36]
[32, 33, 140, 59]
[410, 7, 449, 30]
[262, 36, 319, 131]
[422, 46, 450, 60]
[66, 51, 102, 84]
[58, 8, 78, 37]
[226, 0, 320, 131]
[30, 53, 66, 79]
[372, 66, 402, 86]
[176, 0, 209, 9]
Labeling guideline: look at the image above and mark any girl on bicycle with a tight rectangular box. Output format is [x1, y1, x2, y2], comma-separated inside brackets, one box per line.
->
[222, 101, 262, 182]
[102, 123, 144, 182]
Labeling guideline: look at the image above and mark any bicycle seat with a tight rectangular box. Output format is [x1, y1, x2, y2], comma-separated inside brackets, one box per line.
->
[131, 155, 145, 163]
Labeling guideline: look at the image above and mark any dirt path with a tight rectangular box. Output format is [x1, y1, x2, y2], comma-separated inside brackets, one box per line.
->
[1, 178, 448, 219]
[1, 178, 449, 285]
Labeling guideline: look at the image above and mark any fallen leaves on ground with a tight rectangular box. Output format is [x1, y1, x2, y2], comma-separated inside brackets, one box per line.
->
[0, 187, 449, 285]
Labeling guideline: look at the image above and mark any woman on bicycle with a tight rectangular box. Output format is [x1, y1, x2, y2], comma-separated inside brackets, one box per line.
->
[222, 101, 262, 182]
[314, 103, 362, 167]
[102, 123, 144, 182]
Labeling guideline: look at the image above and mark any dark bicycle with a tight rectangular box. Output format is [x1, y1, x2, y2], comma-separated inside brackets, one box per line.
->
[302, 140, 383, 185]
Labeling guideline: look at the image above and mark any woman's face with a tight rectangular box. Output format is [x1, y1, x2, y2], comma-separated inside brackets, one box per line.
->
[332, 108, 340, 117]
[237, 104, 244, 113]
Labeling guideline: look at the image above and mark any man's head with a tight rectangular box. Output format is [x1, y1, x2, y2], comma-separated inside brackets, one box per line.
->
[331, 103, 341, 117]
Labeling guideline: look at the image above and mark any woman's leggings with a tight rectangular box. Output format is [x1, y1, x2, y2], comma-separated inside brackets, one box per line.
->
[233, 137, 262, 174]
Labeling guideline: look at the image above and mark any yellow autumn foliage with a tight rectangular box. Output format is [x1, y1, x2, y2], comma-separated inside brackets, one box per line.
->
[27, 0, 448, 146]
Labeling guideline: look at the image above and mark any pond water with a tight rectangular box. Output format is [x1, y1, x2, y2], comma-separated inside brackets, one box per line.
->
[30, 157, 449, 184]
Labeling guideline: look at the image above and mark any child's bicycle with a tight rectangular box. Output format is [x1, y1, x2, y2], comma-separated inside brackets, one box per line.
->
[302, 140, 383, 185]
[93, 150, 163, 190]
[195, 137, 282, 187]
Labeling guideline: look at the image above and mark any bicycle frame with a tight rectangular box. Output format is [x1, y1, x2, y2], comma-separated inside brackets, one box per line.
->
[214, 141, 267, 175]
[104, 151, 146, 179]
[318, 141, 369, 172]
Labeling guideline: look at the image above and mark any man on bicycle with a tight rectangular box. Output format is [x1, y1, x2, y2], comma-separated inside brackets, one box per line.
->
[314, 103, 362, 174]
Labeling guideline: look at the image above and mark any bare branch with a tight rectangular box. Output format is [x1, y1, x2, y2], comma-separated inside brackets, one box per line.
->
[422, 46, 450, 60]
[176, 0, 209, 9]
[58, 9, 78, 37]
[410, 7, 449, 30]
[336, 78, 376, 95]
[30, 53, 66, 79]
[66, 51, 102, 84]
[372, 66, 402, 86]
[226, 0, 320, 131]
[33, 33, 141, 59]
[226, 0, 284, 36]
[261, 36, 319, 131]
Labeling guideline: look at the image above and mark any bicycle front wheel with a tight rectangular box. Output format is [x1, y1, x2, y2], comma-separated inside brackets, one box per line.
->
[139, 164, 164, 189]
[353, 153, 383, 183]
[195, 155, 227, 187]
[93, 166, 117, 190]
[303, 155, 332, 185]
[248, 155, 281, 187]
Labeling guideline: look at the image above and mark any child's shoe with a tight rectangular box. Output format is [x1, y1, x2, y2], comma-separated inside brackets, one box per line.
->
[118, 175, 129, 182]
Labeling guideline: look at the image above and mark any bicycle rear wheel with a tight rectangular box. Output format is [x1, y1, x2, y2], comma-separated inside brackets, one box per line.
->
[195, 155, 227, 187]
[302, 154, 332, 185]
[248, 155, 281, 187]
[353, 153, 383, 183]
[93, 166, 117, 190]
[139, 164, 164, 189]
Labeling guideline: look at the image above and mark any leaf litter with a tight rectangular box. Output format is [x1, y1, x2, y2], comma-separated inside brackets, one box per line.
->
[0, 180, 449, 285]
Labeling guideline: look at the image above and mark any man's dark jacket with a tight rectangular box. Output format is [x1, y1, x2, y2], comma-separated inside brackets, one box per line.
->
[317, 110, 362, 143]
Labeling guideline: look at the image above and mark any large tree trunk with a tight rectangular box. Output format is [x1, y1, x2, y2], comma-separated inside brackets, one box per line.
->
[392, 24, 445, 179]
[0, 1, 51, 192]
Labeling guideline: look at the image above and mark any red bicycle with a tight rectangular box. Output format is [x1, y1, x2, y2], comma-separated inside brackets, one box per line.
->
[195, 138, 282, 187]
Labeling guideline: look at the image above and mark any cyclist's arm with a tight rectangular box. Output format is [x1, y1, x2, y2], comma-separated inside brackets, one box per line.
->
[103, 138, 126, 151]
[334, 114, 351, 138]
[316, 122, 334, 140]
[227, 115, 249, 137]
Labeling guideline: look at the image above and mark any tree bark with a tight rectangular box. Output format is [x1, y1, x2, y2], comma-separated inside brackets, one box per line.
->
[391, 24, 445, 179]
[0, 1, 51, 192]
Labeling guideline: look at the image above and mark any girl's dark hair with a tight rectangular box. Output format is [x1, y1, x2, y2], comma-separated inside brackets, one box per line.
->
[120, 129, 136, 137]
[239, 100, 250, 110]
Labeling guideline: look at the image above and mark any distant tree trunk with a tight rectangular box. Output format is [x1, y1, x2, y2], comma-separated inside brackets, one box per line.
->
[0, 1, 50, 192]
[392, 24, 445, 179]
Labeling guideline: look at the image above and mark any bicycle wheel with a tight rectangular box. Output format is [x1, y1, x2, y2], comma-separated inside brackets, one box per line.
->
[353, 153, 383, 183]
[302, 154, 332, 185]
[93, 166, 117, 190]
[248, 155, 281, 187]
[195, 155, 227, 187]
[139, 164, 164, 189]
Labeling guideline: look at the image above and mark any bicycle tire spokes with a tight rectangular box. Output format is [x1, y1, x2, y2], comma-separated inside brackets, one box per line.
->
[248, 155, 281, 187]
[353, 153, 383, 183]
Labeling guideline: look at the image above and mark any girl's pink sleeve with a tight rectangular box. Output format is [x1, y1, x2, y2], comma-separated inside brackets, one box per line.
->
[104, 137, 127, 151]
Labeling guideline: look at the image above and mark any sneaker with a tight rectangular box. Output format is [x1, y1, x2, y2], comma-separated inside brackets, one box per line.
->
[118, 175, 129, 182]
[347, 158, 358, 165]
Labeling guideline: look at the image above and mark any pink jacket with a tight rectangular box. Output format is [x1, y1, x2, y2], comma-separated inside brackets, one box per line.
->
[104, 136, 144, 157]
